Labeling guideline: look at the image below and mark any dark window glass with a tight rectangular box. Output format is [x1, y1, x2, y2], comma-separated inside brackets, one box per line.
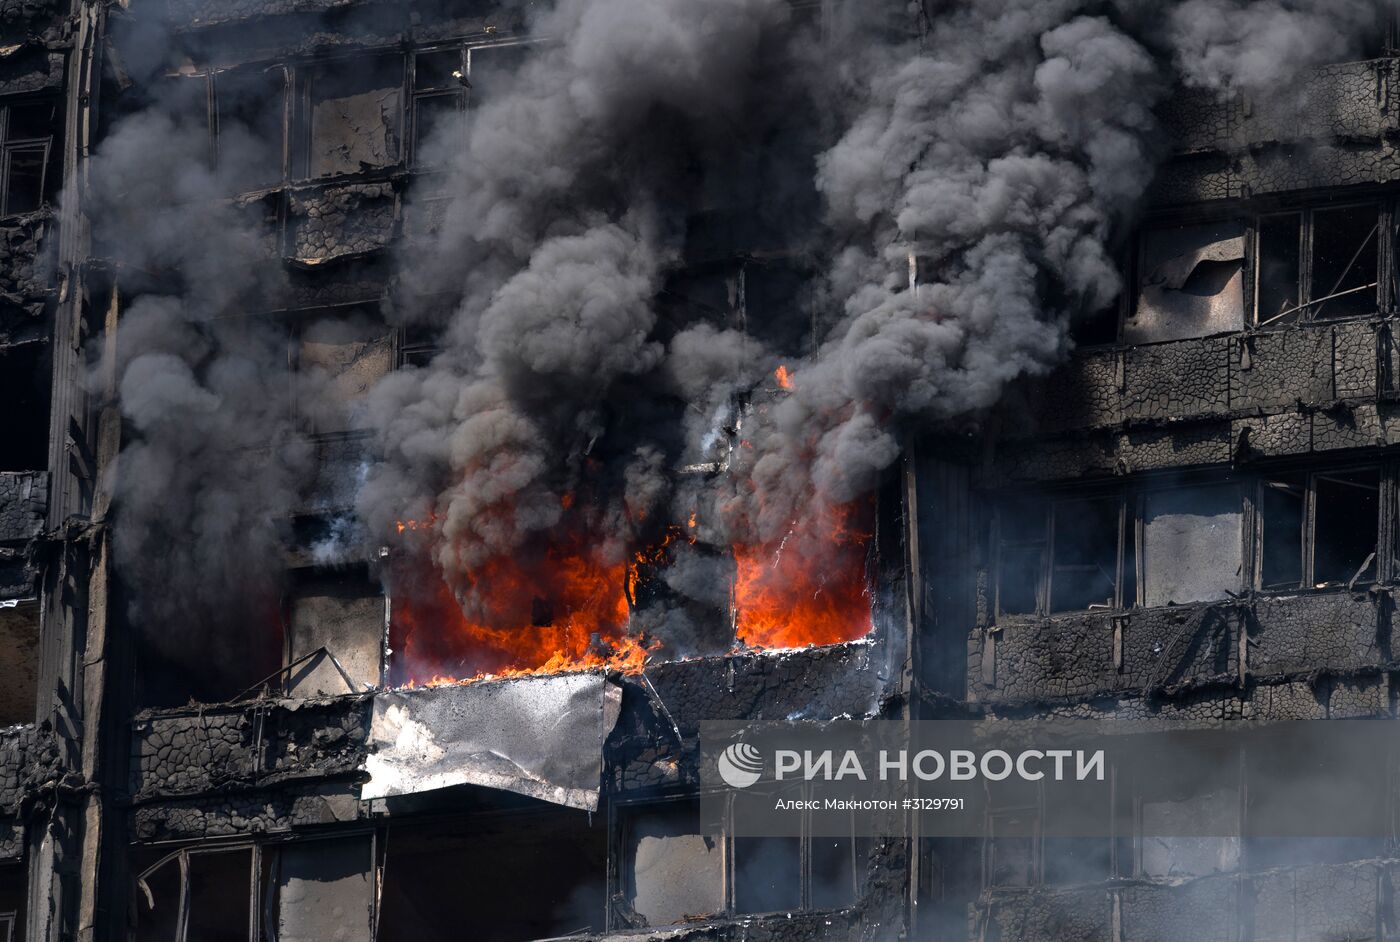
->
[1313, 469, 1379, 585]
[4, 144, 44, 215]
[1257, 213, 1301, 325]
[415, 49, 464, 91]
[1070, 300, 1119, 347]
[810, 834, 863, 910]
[1050, 497, 1119, 613]
[185, 850, 252, 942]
[6, 101, 52, 142]
[733, 836, 801, 914]
[1260, 475, 1305, 589]
[1311, 205, 1379, 320]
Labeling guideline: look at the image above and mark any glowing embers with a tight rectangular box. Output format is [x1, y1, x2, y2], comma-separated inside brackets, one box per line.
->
[731, 498, 874, 649]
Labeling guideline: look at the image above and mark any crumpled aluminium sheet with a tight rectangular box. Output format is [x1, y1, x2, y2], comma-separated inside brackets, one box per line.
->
[362, 671, 623, 811]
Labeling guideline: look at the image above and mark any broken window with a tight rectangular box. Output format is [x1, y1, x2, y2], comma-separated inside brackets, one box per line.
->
[995, 493, 1134, 617]
[212, 67, 286, 191]
[134, 846, 255, 942]
[0, 100, 54, 217]
[1127, 221, 1246, 344]
[1258, 468, 1380, 590]
[1255, 204, 1382, 326]
[0, 342, 50, 472]
[299, 54, 403, 179]
[621, 800, 725, 927]
[284, 576, 385, 697]
[1140, 485, 1242, 608]
[379, 807, 606, 940]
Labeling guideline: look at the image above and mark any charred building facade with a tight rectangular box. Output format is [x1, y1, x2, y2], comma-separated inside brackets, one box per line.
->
[0, 0, 1397, 940]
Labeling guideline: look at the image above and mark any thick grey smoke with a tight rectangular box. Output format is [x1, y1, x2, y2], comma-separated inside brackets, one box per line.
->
[89, 0, 1390, 678]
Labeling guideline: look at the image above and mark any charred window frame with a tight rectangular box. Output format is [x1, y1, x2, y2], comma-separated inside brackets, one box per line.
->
[611, 790, 867, 930]
[209, 65, 289, 192]
[993, 491, 1133, 619]
[983, 776, 1118, 889]
[1253, 464, 1388, 591]
[134, 844, 260, 942]
[995, 478, 1252, 618]
[134, 834, 377, 942]
[0, 99, 55, 217]
[1253, 201, 1389, 327]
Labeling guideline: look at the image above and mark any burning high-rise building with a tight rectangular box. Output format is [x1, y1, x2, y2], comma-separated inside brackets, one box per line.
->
[0, 0, 1397, 939]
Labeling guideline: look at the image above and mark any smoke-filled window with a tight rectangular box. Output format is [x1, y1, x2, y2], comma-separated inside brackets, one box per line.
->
[1255, 203, 1383, 326]
[212, 66, 286, 192]
[994, 493, 1134, 618]
[1258, 468, 1381, 590]
[0, 99, 55, 217]
[298, 54, 404, 179]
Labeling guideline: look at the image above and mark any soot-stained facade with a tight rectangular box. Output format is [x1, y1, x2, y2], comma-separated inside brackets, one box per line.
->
[0, 1, 1397, 941]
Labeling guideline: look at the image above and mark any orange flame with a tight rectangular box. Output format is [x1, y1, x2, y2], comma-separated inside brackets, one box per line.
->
[389, 498, 874, 685]
[774, 364, 793, 390]
[732, 498, 874, 649]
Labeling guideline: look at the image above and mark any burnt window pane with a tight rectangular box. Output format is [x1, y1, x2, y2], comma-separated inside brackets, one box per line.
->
[133, 857, 180, 942]
[1257, 214, 1301, 325]
[0, 342, 50, 470]
[1042, 838, 1111, 886]
[306, 54, 403, 178]
[1050, 497, 1120, 613]
[413, 92, 464, 168]
[1311, 205, 1379, 320]
[415, 49, 463, 91]
[733, 836, 801, 914]
[1313, 469, 1379, 585]
[185, 850, 251, 942]
[215, 68, 285, 190]
[1260, 476, 1305, 589]
[6, 101, 53, 142]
